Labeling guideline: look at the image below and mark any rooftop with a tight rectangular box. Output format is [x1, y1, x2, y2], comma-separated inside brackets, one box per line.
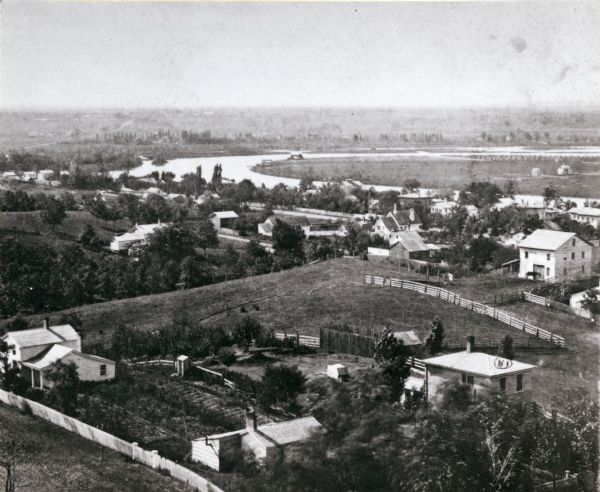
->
[391, 231, 430, 252]
[423, 350, 536, 378]
[22, 344, 114, 371]
[519, 229, 576, 251]
[212, 210, 239, 219]
[256, 416, 322, 446]
[392, 330, 422, 346]
[3, 325, 79, 348]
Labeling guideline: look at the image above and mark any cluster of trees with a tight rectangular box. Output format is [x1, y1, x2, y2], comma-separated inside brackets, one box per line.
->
[0, 190, 74, 224]
[241, 379, 598, 492]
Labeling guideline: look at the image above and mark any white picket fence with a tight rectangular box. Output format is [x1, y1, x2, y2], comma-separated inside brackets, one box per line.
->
[364, 274, 566, 348]
[0, 388, 223, 492]
[274, 332, 320, 348]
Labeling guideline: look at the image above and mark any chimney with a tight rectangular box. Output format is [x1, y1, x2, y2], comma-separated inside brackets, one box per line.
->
[43, 317, 50, 330]
[466, 336, 475, 353]
[245, 407, 257, 430]
[409, 208, 415, 222]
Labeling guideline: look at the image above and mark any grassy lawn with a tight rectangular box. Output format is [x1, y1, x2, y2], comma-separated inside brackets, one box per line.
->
[0, 403, 188, 492]
[256, 156, 600, 197]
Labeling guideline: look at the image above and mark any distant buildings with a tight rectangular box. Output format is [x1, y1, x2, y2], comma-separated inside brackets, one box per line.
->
[110, 222, 168, 252]
[518, 229, 593, 282]
[191, 409, 322, 471]
[210, 210, 239, 230]
[0, 319, 115, 389]
[388, 231, 432, 261]
[568, 207, 600, 229]
[429, 199, 458, 217]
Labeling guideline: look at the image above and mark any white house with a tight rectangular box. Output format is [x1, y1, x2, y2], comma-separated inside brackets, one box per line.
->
[326, 364, 349, 381]
[21, 345, 115, 389]
[373, 206, 421, 244]
[568, 207, 600, 229]
[518, 229, 593, 282]
[0, 320, 115, 388]
[191, 409, 322, 471]
[110, 222, 168, 252]
[422, 337, 536, 403]
[430, 200, 458, 217]
[1, 321, 81, 369]
[210, 210, 239, 230]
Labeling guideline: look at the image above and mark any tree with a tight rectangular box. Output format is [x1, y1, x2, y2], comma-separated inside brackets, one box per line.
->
[272, 219, 305, 263]
[374, 328, 410, 400]
[425, 317, 445, 354]
[403, 178, 421, 192]
[234, 316, 262, 347]
[260, 365, 306, 409]
[543, 186, 559, 206]
[579, 289, 600, 318]
[195, 218, 219, 252]
[79, 224, 103, 250]
[46, 361, 80, 416]
[499, 335, 515, 360]
[41, 197, 66, 225]
[146, 224, 199, 261]
[161, 171, 175, 194]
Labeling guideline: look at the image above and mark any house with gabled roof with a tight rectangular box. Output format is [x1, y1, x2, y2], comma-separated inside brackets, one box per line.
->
[191, 409, 322, 471]
[518, 229, 593, 282]
[388, 230, 432, 260]
[373, 206, 421, 244]
[1, 319, 115, 388]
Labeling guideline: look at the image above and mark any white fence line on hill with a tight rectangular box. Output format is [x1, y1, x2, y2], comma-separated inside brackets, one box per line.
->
[0, 389, 224, 492]
[364, 274, 566, 348]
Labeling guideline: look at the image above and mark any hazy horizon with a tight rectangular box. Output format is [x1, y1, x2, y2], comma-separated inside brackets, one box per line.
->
[2, 2, 599, 111]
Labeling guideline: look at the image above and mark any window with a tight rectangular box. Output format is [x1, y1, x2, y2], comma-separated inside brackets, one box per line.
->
[466, 375, 474, 386]
[572, 239, 576, 246]
[546, 267, 550, 276]
[461, 373, 466, 384]
[524, 251, 529, 259]
[582, 251, 585, 259]
[516, 374, 523, 392]
[546, 253, 550, 261]
[100, 364, 107, 376]
[499, 377, 506, 392]
[564, 268, 567, 275]
[571, 252, 575, 260]
[582, 265, 585, 273]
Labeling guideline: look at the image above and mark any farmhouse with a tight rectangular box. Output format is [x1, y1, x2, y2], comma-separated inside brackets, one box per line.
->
[21, 345, 115, 389]
[423, 337, 537, 402]
[1, 320, 81, 369]
[0, 320, 115, 388]
[568, 207, 600, 229]
[110, 222, 168, 252]
[518, 229, 593, 282]
[373, 206, 421, 244]
[191, 410, 322, 471]
[210, 210, 239, 230]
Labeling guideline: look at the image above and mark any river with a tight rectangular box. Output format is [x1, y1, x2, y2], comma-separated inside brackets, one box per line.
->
[110, 146, 600, 190]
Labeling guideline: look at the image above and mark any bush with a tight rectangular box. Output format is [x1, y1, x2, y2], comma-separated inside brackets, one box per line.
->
[218, 346, 237, 366]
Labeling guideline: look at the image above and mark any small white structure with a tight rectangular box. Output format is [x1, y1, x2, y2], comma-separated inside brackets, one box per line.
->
[568, 207, 600, 229]
[557, 164, 572, 176]
[392, 330, 422, 347]
[210, 210, 239, 230]
[37, 169, 55, 181]
[258, 217, 276, 237]
[531, 167, 542, 177]
[569, 280, 600, 319]
[175, 355, 190, 377]
[191, 409, 322, 471]
[326, 363, 349, 381]
[110, 222, 168, 252]
[518, 229, 593, 282]
[302, 222, 347, 239]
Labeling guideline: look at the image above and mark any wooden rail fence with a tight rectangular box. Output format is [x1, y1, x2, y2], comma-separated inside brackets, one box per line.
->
[274, 332, 321, 348]
[364, 274, 566, 348]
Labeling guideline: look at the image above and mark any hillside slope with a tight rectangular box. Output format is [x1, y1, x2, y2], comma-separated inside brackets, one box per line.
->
[0, 404, 186, 492]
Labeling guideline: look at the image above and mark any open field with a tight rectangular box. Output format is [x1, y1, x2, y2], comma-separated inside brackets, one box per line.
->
[0, 210, 131, 243]
[257, 156, 600, 197]
[7, 258, 596, 409]
[0, 403, 187, 492]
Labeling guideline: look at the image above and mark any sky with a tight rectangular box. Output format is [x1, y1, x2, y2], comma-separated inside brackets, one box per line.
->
[1, 1, 600, 110]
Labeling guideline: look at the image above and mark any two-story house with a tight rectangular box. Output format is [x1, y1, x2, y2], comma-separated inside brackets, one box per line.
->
[518, 229, 593, 282]
[373, 206, 421, 245]
[568, 207, 600, 229]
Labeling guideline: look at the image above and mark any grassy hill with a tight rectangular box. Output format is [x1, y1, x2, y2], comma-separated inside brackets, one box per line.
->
[14, 258, 539, 349]
[0, 404, 187, 492]
[0, 210, 131, 244]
